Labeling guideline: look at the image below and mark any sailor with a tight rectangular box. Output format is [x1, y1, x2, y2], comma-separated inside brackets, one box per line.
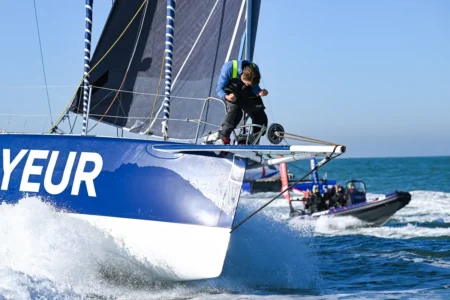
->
[215, 60, 269, 144]
[323, 186, 334, 208]
[329, 185, 336, 197]
[332, 184, 346, 207]
[345, 183, 356, 205]
[314, 186, 327, 212]
[305, 188, 318, 213]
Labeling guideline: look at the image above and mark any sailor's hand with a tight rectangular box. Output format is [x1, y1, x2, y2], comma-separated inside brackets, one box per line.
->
[259, 89, 269, 97]
[225, 93, 236, 102]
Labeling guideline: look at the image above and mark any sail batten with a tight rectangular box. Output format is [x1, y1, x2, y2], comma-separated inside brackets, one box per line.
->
[72, 0, 261, 141]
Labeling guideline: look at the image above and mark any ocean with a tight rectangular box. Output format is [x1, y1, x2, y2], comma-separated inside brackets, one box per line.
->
[0, 156, 449, 299]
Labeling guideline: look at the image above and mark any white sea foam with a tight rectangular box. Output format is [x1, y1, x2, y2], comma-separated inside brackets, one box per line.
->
[0, 197, 201, 299]
[392, 191, 450, 223]
[0, 196, 320, 299]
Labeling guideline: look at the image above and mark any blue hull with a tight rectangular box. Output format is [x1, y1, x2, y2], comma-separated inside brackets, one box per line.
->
[0, 134, 247, 228]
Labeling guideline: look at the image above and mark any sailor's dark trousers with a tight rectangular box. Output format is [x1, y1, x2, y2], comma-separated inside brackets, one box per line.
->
[219, 84, 268, 139]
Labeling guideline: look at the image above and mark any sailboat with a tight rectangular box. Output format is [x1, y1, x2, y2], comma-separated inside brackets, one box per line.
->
[0, 0, 345, 281]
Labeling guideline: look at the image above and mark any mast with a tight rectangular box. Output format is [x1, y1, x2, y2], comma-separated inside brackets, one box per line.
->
[161, 0, 176, 139]
[82, 0, 93, 135]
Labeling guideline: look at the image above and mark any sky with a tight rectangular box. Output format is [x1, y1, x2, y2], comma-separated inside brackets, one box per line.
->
[0, 0, 449, 158]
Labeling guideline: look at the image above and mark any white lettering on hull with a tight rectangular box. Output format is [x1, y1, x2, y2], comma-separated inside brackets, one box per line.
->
[1, 149, 28, 191]
[44, 151, 77, 195]
[1, 149, 103, 197]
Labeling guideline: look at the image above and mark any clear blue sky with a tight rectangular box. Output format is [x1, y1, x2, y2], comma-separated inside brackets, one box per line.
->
[0, 0, 449, 158]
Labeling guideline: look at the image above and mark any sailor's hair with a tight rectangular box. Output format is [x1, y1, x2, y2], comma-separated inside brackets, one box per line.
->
[242, 64, 260, 85]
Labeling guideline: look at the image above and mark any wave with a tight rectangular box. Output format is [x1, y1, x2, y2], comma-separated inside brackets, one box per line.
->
[2, 190, 448, 298]
[0, 197, 201, 299]
[0, 195, 322, 299]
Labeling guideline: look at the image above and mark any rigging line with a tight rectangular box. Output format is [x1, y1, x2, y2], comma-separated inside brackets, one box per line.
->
[252, 56, 275, 122]
[281, 132, 336, 146]
[47, 0, 148, 133]
[82, 86, 116, 113]
[0, 85, 78, 89]
[88, 0, 149, 133]
[32, 0, 53, 126]
[0, 113, 60, 117]
[70, 113, 79, 134]
[280, 136, 330, 145]
[146, 53, 166, 138]
[259, 76, 275, 121]
[231, 146, 342, 233]
[89, 86, 209, 101]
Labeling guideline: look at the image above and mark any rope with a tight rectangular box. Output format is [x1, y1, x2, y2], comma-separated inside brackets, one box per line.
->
[69, 113, 79, 134]
[47, 0, 148, 133]
[89, 86, 208, 101]
[230, 146, 341, 233]
[0, 85, 78, 89]
[251, 56, 276, 122]
[146, 53, 166, 138]
[279, 132, 337, 146]
[32, 0, 53, 126]
[0, 113, 62, 117]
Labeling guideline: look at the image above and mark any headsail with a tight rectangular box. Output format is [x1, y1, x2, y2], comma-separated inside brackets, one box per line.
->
[71, 0, 261, 140]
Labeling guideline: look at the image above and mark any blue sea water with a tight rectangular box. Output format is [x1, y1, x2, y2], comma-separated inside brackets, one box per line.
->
[0, 156, 449, 299]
